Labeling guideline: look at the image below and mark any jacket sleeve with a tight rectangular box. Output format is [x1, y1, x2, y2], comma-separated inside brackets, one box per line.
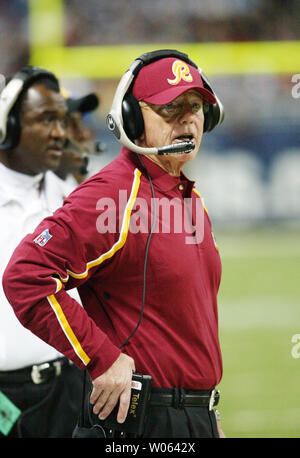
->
[2, 179, 121, 380]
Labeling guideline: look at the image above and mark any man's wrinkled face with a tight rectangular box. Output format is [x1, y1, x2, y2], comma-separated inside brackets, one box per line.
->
[138, 90, 205, 166]
[14, 83, 67, 175]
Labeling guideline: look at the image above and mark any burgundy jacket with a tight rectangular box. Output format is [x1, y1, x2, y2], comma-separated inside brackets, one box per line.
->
[3, 147, 222, 389]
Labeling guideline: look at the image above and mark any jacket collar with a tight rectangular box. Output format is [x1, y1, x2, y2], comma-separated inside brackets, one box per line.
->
[120, 147, 195, 193]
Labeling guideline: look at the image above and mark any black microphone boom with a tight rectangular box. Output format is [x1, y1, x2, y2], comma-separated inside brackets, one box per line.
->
[157, 141, 195, 155]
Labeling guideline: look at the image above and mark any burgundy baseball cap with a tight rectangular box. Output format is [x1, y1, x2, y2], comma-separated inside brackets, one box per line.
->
[132, 57, 216, 105]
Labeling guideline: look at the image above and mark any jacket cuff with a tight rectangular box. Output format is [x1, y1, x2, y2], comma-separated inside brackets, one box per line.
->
[87, 337, 121, 380]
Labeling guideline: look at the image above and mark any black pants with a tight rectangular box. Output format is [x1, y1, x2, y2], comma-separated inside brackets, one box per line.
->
[0, 363, 84, 438]
[142, 404, 219, 438]
[73, 377, 219, 439]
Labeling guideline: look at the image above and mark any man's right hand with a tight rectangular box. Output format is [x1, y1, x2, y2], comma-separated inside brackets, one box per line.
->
[89, 353, 136, 424]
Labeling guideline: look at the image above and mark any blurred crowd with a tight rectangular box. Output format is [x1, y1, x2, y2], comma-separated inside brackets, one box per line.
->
[65, 0, 300, 46]
[1, 0, 300, 76]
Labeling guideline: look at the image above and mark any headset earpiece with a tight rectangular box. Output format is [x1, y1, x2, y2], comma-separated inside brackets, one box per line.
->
[203, 104, 218, 133]
[198, 68, 224, 133]
[122, 92, 144, 140]
[1, 112, 19, 150]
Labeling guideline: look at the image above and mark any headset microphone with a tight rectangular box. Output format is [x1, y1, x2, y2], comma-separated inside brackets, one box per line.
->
[157, 141, 195, 155]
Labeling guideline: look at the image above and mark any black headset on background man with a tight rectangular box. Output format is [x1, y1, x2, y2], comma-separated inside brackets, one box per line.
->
[0, 66, 59, 150]
[107, 49, 225, 156]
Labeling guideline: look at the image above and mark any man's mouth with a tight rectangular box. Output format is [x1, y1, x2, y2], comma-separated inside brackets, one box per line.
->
[47, 146, 63, 158]
[173, 134, 194, 144]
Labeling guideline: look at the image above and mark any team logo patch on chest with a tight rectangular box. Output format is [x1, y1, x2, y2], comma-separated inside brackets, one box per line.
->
[34, 229, 52, 247]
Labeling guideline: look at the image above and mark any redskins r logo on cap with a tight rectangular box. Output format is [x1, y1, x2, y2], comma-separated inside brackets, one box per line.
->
[132, 57, 216, 105]
[167, 60, 193, 86]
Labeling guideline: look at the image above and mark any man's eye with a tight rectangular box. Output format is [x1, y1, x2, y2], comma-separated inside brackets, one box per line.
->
[160, 103, 179, 115]
[192, 103, 202, 112]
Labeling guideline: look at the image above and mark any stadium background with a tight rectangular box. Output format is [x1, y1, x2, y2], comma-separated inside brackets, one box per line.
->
[1, 0, 299, 438]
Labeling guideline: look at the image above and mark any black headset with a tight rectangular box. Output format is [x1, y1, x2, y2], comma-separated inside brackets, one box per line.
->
[0, 65, 59, 150]
[107, 49, 224, 156]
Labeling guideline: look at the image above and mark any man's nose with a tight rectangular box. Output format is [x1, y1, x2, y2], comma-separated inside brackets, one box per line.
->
[178, 106, 197, 123]
[51, 120, 66, 138]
